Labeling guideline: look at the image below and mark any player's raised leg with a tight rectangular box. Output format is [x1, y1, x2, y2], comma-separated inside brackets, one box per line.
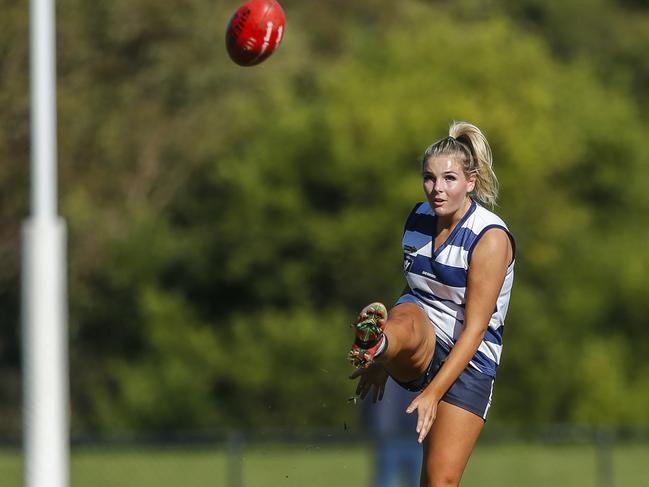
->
[381, 303, 436, 383]
[349, 301, 436, 387]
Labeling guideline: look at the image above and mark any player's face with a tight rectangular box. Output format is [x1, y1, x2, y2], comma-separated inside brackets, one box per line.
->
[423, 156, 475, 220]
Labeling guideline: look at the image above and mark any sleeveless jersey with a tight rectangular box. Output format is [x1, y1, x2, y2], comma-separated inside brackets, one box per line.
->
[396, 199, 515, 378]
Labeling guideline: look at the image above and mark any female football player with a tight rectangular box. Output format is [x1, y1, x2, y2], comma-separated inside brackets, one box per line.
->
[349, 121, 515, 487]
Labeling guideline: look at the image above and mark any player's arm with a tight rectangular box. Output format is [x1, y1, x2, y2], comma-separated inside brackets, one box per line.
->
[406, 228, 512, 442]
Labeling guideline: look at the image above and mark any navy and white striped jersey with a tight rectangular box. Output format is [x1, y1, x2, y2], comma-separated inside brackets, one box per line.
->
[396, 199, 515, 378]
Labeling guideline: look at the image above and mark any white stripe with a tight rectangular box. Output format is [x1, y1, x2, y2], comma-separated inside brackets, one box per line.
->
[477, 340, 503, 364]
[483, 379, 495, 419]
[436, 244, 469, 268]
[407, 273, 465, 305]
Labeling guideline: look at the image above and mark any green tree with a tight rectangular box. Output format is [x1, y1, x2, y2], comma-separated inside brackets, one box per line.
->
[2, 0, 649, 434]
[55, 0, 649, 431]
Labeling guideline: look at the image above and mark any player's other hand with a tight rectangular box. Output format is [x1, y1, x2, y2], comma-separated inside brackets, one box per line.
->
[406, 389, 440, 443]
[349, 364, 389, 403]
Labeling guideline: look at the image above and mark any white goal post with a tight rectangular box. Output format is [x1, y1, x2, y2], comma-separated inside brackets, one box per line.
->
[22, 0, 69, 486]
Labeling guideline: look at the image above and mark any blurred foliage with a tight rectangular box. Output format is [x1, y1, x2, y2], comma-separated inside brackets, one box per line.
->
[1, 0, 649, 435]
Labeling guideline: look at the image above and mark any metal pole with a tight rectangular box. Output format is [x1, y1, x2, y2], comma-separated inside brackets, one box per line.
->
[23, 0, 69, 486]
[30, 0, 57, 218]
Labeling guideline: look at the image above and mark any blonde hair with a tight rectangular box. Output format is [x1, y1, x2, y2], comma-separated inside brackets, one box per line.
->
[421, 121, 499, 207]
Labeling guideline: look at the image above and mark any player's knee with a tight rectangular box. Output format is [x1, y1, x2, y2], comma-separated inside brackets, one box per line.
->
[397, 314, 418, 337]
[424, 470, 461, 487]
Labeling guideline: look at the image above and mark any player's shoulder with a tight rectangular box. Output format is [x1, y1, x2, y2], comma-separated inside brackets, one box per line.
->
[467, 203, 516, 263]
[469, 203, 509, 231]
[404, 201, 434, 235]
[410, 201, 432, 216]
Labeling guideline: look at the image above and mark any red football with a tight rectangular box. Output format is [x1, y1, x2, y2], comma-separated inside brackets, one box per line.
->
[225, 0, 286, 66]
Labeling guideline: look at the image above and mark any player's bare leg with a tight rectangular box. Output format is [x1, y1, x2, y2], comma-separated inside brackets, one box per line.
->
[419, 401, 484, 487]
[380, 303, 436, 384]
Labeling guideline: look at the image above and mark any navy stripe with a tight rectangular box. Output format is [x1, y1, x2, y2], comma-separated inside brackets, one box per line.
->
[407, 254, 468, 288]
[484, 326, 504, 346]
[430, 261, 467, 288]
[407, 212, 436, 236]
[471, 350, 498, 377]
[449, 227, 481, 253]
[402, 231, 432, 253]
[407, 254, 435, 279]
[403, 202, 425, 235]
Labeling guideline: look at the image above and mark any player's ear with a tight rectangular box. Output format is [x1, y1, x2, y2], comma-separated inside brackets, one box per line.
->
[466, 173, 476, 193]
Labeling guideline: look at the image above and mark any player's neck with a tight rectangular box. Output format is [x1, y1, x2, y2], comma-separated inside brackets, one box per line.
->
[437, 197, 471, 232]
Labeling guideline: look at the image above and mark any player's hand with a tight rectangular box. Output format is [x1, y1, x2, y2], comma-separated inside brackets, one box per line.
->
[406, 388, 440, 443]
[349, 364, 389, 403]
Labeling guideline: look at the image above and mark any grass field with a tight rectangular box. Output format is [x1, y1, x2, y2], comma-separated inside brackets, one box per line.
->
[1, 442, 648, 486]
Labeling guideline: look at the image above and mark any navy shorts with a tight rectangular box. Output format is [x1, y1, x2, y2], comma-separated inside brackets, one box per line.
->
[393, 342, 495, 421]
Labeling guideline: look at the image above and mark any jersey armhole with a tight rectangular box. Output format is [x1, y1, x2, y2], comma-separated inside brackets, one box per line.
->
[467, 224, 516, 266]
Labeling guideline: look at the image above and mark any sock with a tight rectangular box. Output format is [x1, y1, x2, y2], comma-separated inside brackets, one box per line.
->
[375, 334, 388, 358]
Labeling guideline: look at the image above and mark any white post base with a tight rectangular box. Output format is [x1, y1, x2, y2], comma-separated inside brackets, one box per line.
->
[22, 217, 69, 487]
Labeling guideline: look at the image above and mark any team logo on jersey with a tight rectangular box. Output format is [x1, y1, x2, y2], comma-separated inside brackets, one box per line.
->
[403, 244, 417, 253]
[403, 255, 414, 272]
